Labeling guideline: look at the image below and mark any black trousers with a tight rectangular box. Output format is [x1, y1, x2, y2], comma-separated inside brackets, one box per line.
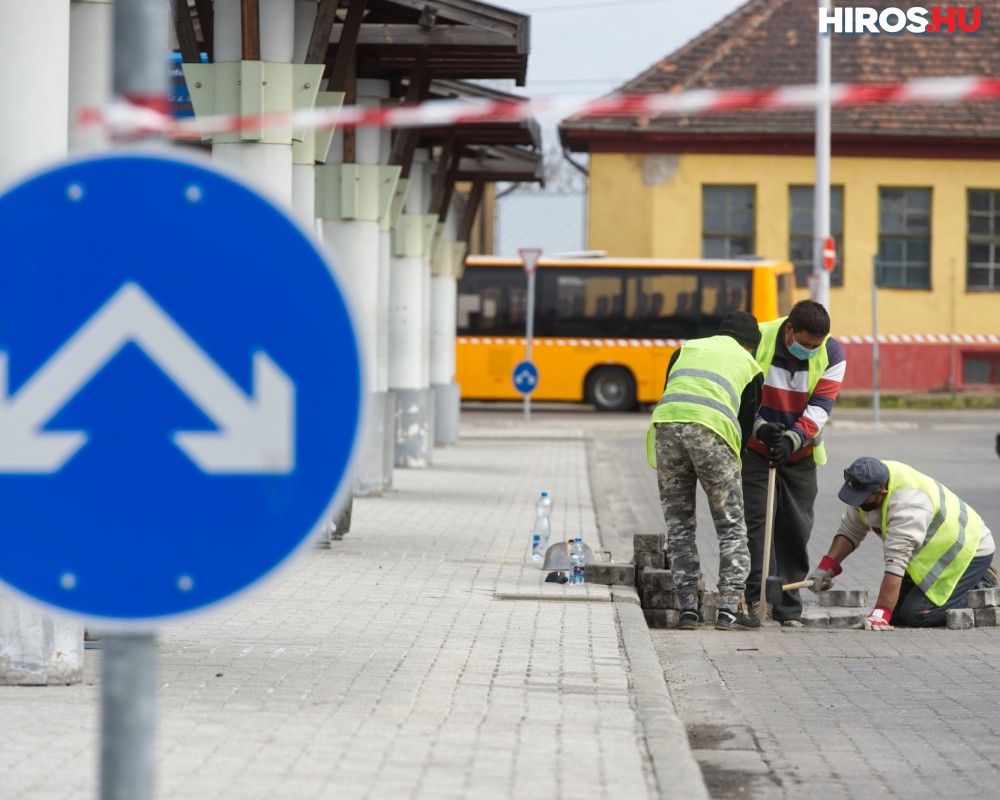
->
[894, 553, 993, 627]
[742, 450, 818, 621]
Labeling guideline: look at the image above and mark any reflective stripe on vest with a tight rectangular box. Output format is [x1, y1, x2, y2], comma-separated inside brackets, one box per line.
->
[755, 317, 830, 466]
[882, 460, 983, 606]
[646, 335, 762, 466]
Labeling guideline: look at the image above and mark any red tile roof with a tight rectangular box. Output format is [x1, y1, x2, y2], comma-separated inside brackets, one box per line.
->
[561, 0, 1000, 147]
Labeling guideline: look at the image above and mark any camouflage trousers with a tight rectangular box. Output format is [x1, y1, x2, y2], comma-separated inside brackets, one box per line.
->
[654, 422, 751, 608]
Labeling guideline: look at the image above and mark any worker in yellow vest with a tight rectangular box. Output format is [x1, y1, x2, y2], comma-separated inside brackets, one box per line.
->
[647, 311, 764, 631]
[808, 457, 997, 629]
[743, 300, 846, 627]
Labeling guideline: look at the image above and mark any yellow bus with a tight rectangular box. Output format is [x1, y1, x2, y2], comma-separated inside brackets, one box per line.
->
[456, 256, 795, 411]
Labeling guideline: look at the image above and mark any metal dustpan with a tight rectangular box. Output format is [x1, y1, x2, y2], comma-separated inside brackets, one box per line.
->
[543, 540, 596, 570]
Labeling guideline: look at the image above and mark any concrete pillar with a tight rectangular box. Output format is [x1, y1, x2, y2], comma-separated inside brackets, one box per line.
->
[0, 0, 84, 685]
[213, 0, 295, 203]
[184, 0, 321, 207]
[390, 151, 438, 467]
[377, 126, 399, 487]
[69, 0, 112, 153]
[318, 80, 401, 495]
[290, 0, 342, 228]
[431, 197, 466, 445]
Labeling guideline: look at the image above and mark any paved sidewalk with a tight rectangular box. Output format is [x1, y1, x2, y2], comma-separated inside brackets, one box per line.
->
[1, 413, 707, 799]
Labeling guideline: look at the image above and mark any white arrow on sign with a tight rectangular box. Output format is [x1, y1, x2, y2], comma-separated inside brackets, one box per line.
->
[0, 282, 295, 474]
[514, 367, 537, 389]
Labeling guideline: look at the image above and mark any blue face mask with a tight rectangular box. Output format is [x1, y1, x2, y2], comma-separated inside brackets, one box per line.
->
[788, 338, 821, 360]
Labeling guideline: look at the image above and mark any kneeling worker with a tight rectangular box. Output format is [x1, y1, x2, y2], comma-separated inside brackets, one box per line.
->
[808, 456, 996, 630]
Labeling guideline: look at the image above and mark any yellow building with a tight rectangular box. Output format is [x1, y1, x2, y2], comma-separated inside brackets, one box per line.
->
[560, 0, 1000, 389]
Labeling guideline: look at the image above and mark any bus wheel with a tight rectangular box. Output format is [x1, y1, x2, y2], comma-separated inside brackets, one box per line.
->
[586, 367, 637, 412]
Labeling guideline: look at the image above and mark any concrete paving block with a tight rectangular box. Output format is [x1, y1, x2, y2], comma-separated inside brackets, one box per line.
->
[639, 568, 674, 592]
[801, 613, 831, 628]
[701, 605, 719, 625]
[645, 591, 681, 610]
[974, 607, 1000, 626]
[585, 562, 635, 586]
[646, 609, 681, 629]
[946, 609, 976, 629]
[634, 551, 666, 570]
[967, 587, 1000, 609]
[698, 589, 720, 606]
[828, 613, 866, 629]
[818, 589, 870, 607]
[611, 585, 641, 605]
[633, 533, 665, 553]
[661, 549, 671, 569]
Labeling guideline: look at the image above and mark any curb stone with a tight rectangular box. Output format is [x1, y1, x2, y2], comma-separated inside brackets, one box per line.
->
[615, 600, 711, 800]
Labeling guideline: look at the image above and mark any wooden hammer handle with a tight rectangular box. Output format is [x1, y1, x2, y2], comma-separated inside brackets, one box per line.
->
[782, 579, 814, 591]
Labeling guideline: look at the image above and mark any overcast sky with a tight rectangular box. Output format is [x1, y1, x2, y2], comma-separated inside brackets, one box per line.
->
[493, 0, 749, 99]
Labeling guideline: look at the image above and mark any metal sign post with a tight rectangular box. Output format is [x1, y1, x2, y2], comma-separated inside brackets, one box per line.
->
[812, 0, 832, 311]
[519, 248, 542, 422]
[872, 254, 881, 425]
[101, 632, 158, 800]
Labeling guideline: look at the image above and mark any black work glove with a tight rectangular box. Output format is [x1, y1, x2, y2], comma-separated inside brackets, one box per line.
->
[755, 421, 785, 448]
[767, 433, 797, 468]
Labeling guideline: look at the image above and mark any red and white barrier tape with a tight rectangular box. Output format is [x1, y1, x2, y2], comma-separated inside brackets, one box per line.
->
[457, 335, 1000, 348]
[79, 74, 1000, 137]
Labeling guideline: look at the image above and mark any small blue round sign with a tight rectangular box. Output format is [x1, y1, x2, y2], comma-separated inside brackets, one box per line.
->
[512, 360, 539, 395]
[0, 153, 362, 621]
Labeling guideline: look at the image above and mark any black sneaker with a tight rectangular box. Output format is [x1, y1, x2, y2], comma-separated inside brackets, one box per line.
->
[715, 607, 761, 631]
[678, 609, 702, 630]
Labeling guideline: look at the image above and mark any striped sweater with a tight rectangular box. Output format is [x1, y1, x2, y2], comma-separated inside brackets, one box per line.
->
[747, 331, 846, 464]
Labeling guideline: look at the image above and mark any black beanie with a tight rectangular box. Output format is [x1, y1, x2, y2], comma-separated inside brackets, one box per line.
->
[717, 311, 761, 350]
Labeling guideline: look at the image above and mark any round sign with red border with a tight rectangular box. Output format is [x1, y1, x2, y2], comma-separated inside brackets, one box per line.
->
[822, 236, 837, 272]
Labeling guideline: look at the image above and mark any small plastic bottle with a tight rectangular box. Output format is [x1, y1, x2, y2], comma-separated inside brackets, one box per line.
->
[569, 537, 586, 586]
[531, 492, 553, 561]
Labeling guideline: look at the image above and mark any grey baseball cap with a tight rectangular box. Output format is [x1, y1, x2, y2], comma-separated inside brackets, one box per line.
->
[838, 457, 889, 505]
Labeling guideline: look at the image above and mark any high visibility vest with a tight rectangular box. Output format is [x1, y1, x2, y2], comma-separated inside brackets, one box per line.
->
[755, 316, 830, 466]
[862, 460, 984, 606]
[645, 335, 762, 467]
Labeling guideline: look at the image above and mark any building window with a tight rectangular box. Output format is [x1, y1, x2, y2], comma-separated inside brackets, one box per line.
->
[878, 188, 931, 288]
[967, 190, 1000, 291]
[789, 185, 844, 288]
[963, 353, 1000, 385]
[702, 185, 755, 258]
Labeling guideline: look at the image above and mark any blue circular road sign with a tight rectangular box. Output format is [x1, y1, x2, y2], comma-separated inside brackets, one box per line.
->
[512, 360, 539, 395]
[0, 153, 362, 621]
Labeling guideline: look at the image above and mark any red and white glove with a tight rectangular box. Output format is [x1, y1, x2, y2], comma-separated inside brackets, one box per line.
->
[806, 555, 842, 594]
[864, 606, 894, 631]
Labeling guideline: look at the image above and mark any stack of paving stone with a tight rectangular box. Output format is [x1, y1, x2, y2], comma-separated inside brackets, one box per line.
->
[582, 534, 717, 628]
[802, 589, 868, 628]
[945, 587, 1000, 629]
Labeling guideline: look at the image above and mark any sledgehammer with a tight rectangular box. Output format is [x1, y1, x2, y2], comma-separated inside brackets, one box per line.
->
[765, 577, 814, 605]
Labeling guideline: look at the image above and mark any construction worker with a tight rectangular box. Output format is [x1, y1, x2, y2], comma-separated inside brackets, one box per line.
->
[647, 311, 763, 631]
[742, 300, 846, 627]
[807, 456, 996, 629]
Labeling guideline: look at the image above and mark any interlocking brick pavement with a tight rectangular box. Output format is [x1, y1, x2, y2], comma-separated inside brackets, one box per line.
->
[0, 410, 706, 800]
[592, 407, 1000, 799]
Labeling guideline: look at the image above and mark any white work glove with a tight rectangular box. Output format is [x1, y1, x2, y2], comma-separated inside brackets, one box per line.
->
[864, 607, 894, 631]
[805, 556, 841, 594]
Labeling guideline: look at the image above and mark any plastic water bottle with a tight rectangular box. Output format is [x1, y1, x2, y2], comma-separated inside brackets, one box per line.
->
[569, 537, 586, 586]
[531, 492, 553, 561]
